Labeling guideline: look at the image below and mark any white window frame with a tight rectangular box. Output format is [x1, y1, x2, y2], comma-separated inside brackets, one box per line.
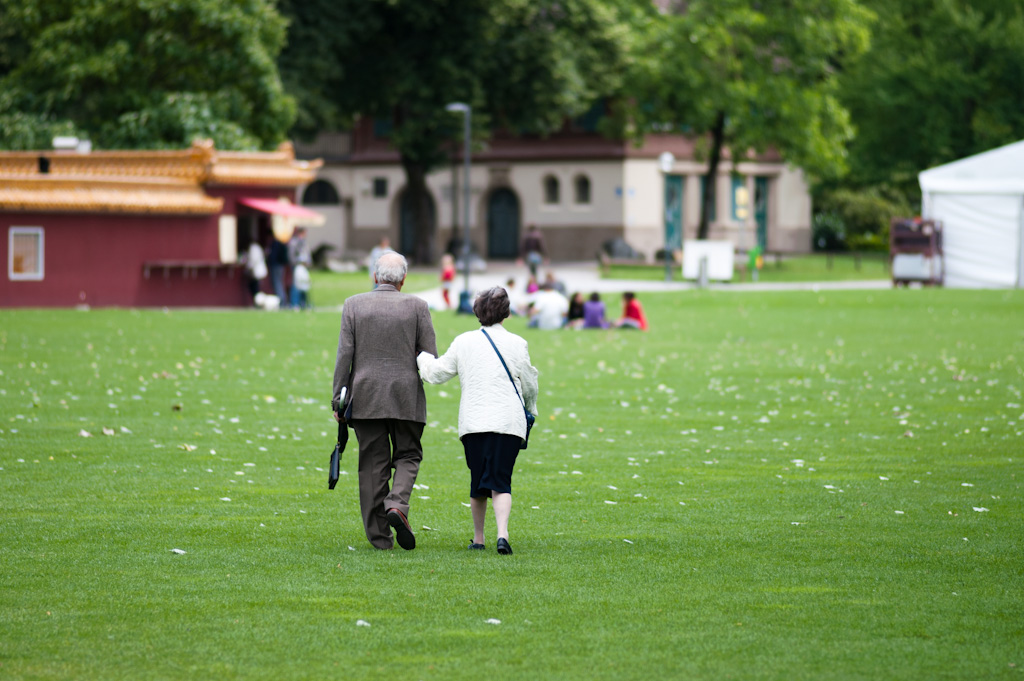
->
[8, 227, 45, 281]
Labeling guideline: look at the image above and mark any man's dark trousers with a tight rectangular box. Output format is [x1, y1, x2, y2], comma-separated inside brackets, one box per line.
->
[351, 419, 424, 550]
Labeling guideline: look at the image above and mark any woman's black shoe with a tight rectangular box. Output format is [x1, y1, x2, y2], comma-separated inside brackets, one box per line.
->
[496, 538, 513, 555]
[468, 542, 485, 550]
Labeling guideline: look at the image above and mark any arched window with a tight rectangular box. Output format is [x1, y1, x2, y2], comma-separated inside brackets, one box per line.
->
[543, 175, 560, 205]
[302, 179, 340, 205]
[574, 174, 591, 205]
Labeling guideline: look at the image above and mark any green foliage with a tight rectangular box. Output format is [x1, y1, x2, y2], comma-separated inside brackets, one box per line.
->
[2, 289, 1023, 678]
[0, 0, 296, 150]
[839, 0, 1024, 197]
[277, 0, 628, 262]
[815, 187, 911, 252]
[812, 211, 847, 251]
[626, 0, 874, 180]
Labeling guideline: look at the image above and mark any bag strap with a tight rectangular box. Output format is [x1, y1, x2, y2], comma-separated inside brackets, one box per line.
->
[481, 329, 525, 410]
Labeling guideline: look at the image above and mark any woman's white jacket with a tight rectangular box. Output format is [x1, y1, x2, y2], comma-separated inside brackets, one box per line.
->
[417, 324, 539, 440]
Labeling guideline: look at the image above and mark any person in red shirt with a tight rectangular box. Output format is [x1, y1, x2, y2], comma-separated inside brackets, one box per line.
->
[616, 291, 648, 331]
[440, 254, 456, 309]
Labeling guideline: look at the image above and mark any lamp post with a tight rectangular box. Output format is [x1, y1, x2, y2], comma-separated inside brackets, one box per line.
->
[658, 151, 678, 282]
[446, 102, 473, 313]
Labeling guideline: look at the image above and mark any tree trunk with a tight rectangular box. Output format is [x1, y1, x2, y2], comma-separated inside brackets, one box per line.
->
[401, 156, 436, 265]
[699, 110, 727, 240]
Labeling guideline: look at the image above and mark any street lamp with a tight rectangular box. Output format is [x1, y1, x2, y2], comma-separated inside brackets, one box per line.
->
[446, 102, 473, 314]
[658, 151, 678, 282]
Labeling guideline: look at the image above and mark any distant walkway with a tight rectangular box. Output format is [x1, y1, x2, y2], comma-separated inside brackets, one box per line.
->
[409, 260, 891, 309]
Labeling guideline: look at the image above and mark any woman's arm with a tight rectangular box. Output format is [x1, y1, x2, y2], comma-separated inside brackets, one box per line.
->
[518, 346, 540, 416]
[417, 342, 459, 384]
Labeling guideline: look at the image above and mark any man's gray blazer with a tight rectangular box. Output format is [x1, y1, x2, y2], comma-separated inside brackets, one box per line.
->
[332, 284, 437, 423]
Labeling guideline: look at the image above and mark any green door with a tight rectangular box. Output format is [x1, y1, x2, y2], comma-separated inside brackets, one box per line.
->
[487, 188, 520, 259]
[664, 175, 683, 251]
[754, 177, 769, 249]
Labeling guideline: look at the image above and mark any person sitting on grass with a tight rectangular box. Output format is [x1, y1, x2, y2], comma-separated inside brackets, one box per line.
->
[616, 291, 648, 331]
[582, 292, 609, 329]
[566, 292, 585, 329]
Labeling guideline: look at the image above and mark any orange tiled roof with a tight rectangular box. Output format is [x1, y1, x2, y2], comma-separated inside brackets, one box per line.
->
[0, 176, 223, 215]
[207, 142, 321, 187]
[0, 140, 320, 214]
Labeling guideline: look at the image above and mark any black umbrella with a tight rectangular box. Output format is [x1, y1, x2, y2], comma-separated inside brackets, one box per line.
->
[328, 420, 347, 490]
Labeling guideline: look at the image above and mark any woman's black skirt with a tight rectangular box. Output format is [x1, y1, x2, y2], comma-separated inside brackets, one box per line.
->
[461, 431, 520, 497]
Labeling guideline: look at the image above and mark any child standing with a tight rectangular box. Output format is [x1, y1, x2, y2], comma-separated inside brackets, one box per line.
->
[290, 258, 311, 310]
[440, 253, 456, 309]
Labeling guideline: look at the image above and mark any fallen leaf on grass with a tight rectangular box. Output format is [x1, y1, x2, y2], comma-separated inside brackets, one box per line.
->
[179, 444, 196, 452]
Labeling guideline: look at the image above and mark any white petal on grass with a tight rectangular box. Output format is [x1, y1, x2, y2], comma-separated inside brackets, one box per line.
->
[485, 619, 501, 625]
[973, 507, 989, 512]
[170, 548, 187, 555]
[623, 539, 634, 544]
[78, 430, 92, 437]
[348, 546, 356, 551]
[879, 476, 889, 481]
[219, 497, 231, 502]
[961, 482, 974, 487]
[102, 427, 115, 436]
[895, 510, 905, 515]
[356, 620, 371, 627]
[824, 485, 836, 490]
[604, 500, 617, 505]
[607, 485, 618, 490]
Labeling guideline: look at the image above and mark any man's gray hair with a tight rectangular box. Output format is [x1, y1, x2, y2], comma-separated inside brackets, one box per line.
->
[374, 251, 408, 285]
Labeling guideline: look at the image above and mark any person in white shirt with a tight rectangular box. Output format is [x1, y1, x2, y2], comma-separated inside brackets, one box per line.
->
[417, 287, 539, 555]
[290, 258, 311, 309]
[528, 284, 569, 330]
[244, 240, 268, 306]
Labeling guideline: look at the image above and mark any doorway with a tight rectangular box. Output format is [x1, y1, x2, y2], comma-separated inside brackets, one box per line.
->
[754, 177, 769, 249]
[487, 187, 520, 259]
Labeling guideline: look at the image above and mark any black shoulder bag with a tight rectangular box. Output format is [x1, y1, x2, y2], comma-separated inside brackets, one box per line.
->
[481, 329, 535, 450]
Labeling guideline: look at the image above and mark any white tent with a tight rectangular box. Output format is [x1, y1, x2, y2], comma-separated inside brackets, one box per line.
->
[919, 140, 1024, 288]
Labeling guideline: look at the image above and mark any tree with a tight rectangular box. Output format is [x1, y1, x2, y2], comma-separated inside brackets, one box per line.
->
[277, 0, 627, 264]
[0, 0, 296, 151]
[626, 0, 873, 239]
[837, 0, 1024, 200]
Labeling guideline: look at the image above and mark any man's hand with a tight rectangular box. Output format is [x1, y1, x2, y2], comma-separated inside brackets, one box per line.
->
[333, 410, 344, 423]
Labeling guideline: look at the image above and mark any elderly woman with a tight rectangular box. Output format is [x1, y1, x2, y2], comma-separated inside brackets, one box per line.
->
[417, 287, 539, 555]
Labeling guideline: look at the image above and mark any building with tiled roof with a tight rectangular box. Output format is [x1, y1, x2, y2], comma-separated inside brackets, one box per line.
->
[1, 140, 322, 307]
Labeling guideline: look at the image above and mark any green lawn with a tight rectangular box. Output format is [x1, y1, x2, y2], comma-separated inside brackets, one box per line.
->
[2, 289, 1022, 680]
[307, 269, 437, 307]
[605, 252, 891, 283]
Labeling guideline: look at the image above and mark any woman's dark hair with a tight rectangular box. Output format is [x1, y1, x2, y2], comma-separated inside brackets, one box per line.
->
[473, 287, 511, 326]
[589, 292, 601, 302]
[623, 291, 636, 301]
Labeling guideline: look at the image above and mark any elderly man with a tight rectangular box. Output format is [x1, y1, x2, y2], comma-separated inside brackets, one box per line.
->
[332, 251, 437, 550]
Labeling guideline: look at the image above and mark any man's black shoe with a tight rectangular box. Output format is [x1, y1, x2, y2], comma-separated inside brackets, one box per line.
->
[386, 508, 416, 550]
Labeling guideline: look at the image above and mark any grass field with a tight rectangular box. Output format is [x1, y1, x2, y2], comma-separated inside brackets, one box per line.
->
[2, 288, 1022, 680]
[605, 252, 891, 283]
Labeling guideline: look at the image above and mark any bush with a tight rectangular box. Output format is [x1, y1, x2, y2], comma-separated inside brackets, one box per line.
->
[812, 211, 846, 251]
[813, 187, 912, 252]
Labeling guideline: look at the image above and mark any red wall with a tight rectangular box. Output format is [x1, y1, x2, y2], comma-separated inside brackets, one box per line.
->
[0, 212, 248, 308]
